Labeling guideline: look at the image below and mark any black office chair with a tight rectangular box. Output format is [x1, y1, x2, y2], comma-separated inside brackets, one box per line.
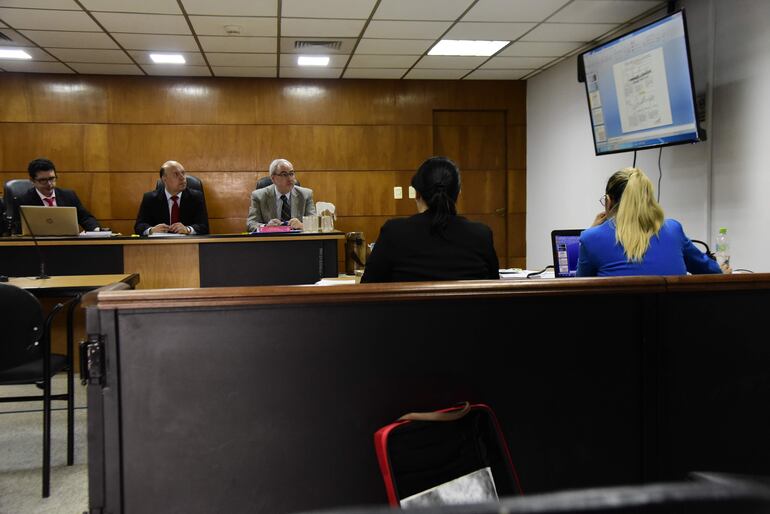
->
[0, 283, 74, 497]
[4, 178, 33, 234]
[155, 174, 206, 202]
[256, 176, 300, 190]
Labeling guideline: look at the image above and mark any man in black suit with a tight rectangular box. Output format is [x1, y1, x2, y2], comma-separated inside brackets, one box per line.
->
[134, 160, 209, 235]
[13, 158, 100, 233]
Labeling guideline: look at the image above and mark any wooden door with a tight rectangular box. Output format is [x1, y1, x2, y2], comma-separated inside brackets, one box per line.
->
[433, 110, 511, 267]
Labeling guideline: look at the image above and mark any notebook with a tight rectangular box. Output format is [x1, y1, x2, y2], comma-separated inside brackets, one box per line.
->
[550, 229, 583, 278]
[20, 205, 80, 236]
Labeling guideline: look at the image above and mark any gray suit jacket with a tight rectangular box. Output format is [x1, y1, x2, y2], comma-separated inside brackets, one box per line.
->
[247, 184, 316, 232]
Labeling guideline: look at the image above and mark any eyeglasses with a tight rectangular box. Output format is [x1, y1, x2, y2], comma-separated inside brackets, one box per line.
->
[274, 171, 296, 178]
[599, 194, 608, 207]
[34, 176, 57, 184]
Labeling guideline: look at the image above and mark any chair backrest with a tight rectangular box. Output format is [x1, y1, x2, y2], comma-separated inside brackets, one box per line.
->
[155, 174, 205, 201]
[3, 179, 32, 229]
[256, 176, 300, 190]
[0, 283, 44, 372]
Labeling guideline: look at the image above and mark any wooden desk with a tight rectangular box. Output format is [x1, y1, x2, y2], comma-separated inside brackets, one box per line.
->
[0, 233, 344, 289]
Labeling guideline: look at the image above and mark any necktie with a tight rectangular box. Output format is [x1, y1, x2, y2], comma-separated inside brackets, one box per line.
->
[280, 194, 291, 222]
[43, 197, 55, 206]
[170, 195, 180, 224]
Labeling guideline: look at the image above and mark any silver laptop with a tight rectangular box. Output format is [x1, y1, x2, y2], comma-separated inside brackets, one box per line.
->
[20, 206, 80, 236]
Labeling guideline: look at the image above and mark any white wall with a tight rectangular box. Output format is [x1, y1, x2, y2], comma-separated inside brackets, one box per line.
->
[526, 0, 768, 272]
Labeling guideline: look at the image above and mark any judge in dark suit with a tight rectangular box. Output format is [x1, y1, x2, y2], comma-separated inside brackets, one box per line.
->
[134, 161, 209, 236]
[13, 158, 100, 233]
[361, 156, 500, 283]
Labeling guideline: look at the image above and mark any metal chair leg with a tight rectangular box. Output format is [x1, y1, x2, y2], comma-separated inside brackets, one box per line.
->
[42, 332, 52, 498]
[66, 298, 78, 466]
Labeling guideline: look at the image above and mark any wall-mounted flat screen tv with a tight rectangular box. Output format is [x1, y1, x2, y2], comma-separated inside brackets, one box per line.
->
[579, 10, 700, 155]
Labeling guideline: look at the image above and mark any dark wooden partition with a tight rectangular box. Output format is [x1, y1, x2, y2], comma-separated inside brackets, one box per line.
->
[84, 274, 770, 514]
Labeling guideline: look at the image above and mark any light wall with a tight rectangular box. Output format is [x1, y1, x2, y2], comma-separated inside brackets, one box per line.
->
[526, 0, 769, 272]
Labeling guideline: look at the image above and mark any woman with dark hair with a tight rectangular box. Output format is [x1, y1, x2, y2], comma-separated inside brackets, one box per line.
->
[361, 156, 499, 283]
[577, 167, 727, 276]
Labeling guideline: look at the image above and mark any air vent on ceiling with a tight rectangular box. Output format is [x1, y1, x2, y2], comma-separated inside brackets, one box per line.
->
[0, 32, 12, 42]
[294, 40, 342, 51]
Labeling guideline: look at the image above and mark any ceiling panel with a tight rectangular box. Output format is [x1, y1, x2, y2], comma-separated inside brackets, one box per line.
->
[281, 18, 365, 38]
[92, 13, 191, 35]
[3, 47, 58, 61]
[347, 54, 419, 68]
[48, 48, 132, 63]
[128, 50, 206, 65]
[551, 1, 663, 23]
[212, 66, 276, 77]
[279, 54, 348, 67]
[113, 33, 200, 51]
[522, 22, 619, 42]
[206, 52, 276, 67]
[445, 22, 536, 40]
[480, 55, 553, 69]
[189, 16, 277, 37]
[0, 28, 33, 46]
[415, 55, 486, 69]
[0, 61, 73, 73]
[181, 0, 277, 17]
[462, 0, 571, 22]
[465, 68, 533, 80]
[364, 20, 451, 39]
[282, 0, 377, 20]
[498, 41, 583, 57]
[198, 36, 275, 53]
[141, 64, 211, 76]
[19, 30, 119, 49]
[280, 66, 342, 79]
[405, 68, 469, 80]
[374, 0, 473, 21]
[0, 8, 101, 31]
[0, 0, 79, 8]
[343, 68, 406, 79]
[68, 62, 143, 74]
[81, 0, 182, 14]
[353, 38, 432, 55]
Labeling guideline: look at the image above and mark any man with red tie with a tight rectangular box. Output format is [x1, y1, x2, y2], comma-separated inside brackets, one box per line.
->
[134, 160, 209, 236]
[13, 157, 100, 233]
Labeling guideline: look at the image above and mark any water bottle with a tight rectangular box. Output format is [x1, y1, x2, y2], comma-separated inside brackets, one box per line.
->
[715, 227, 730, 268]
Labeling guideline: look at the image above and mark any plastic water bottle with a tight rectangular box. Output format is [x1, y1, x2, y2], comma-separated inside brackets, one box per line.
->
[715, 227, 730, 268]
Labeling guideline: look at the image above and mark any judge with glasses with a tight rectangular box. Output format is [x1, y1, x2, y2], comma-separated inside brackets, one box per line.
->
[246, 158, 316, 232]
[11, 157, 100, 233]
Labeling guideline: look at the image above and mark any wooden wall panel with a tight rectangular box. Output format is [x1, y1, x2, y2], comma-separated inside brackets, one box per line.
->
[508, 213, 526, 262]
[462, 214, 507, 259]
[1, 74, 526, 266]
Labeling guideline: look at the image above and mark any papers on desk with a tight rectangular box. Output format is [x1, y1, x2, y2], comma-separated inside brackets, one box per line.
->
[400, 467, 498, 508]
[79, 231, 113, 238]
[148, 232, 188, 238]
[499, 268, 555, 279]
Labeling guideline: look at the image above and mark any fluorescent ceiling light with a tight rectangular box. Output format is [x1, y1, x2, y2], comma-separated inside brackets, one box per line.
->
[0, 48, 32, 60]
[150, 53, 185, 64]
[297, 55, 329, 67]
[429, 40, 509, 57]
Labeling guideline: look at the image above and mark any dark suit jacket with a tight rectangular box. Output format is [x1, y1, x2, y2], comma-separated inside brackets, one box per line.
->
[134, 188, 209, 235]
[360, 211, 500, 283]
[14, 186, 99, 233]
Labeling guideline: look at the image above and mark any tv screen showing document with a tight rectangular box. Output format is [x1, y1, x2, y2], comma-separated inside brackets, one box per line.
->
[579, 10, 700, 155]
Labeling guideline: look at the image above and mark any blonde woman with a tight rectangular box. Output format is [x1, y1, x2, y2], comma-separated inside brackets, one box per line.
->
[577, 168, 726, 276]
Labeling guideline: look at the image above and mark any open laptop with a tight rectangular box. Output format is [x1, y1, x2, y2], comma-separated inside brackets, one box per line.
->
[550, 229, 584, 278]
[20, 206, 80, 236]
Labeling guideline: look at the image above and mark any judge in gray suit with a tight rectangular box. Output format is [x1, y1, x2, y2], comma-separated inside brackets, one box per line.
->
[247, 158, 316, 232]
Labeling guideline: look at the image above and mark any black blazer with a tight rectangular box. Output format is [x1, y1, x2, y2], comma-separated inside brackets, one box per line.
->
[14, 186, 99, 233]
[134, 188, 209, 235]
[361, 211, 500, 283]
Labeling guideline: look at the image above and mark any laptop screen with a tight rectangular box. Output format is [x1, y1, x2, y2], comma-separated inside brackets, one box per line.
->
[551, 230, 583, 278]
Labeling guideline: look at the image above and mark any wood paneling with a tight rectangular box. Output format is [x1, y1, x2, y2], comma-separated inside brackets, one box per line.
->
[123, 243, 200, 289]
[1, 74, 526, 267]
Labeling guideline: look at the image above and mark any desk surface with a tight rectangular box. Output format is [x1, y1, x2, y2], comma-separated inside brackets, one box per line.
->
[0, 232, 345, 247]
[8, 273, 140, 294]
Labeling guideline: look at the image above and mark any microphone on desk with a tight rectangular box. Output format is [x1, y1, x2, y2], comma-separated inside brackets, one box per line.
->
[14, 196, 50, 279]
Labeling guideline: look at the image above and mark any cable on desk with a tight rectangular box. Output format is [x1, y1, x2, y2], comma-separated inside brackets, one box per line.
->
[527, 265, 554, 278]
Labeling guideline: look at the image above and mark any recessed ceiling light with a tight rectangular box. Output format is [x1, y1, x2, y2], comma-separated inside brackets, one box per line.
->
[150, 53, 185, 64]
[297, 55, 330, 67]
[429, 40, 510, 57]
[0, 48, 32, 60]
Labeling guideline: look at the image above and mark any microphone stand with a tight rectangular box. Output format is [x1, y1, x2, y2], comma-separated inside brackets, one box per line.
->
[14, 197, 49, 279]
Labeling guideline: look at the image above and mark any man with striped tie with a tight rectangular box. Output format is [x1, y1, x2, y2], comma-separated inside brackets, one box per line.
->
[246, 158, 316, 232]
[12, 157, 99, 233]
